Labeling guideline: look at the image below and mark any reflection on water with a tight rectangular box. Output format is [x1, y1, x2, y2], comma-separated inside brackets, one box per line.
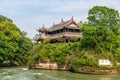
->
[0, 67, 120, 80]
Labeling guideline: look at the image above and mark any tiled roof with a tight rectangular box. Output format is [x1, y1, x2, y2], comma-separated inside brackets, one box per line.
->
[47, 18, 79, 32]
[37, 24, 47, 32]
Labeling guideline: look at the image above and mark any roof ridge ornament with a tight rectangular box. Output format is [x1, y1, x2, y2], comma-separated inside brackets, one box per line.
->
[53, 22, 55, 26]
[37, 24, 47, 33]
[71, 16, 74, 21]
[42, 24, 45, 28]
[61, 18, 64, 24]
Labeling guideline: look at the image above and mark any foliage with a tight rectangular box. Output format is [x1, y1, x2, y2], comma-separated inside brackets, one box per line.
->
[113, 48, 120, 61]
[0, 15, 33, 65]
[28, 44, 40, 66]
[42, 39, 50, 44]
[81, 25, 118, 52]
[29, 40, 98, 69]
[30, 6, 120, 72]
[71, 56, 98, 68]
[88, 6, 120, 34]
[81, 6, 120, 62]
[71, 36, 78, 42]
[38, 42, 71, 65]
[0, 15, 12, 23]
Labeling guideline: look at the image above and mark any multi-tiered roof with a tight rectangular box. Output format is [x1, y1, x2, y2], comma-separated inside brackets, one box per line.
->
[36, 17, 82, 43]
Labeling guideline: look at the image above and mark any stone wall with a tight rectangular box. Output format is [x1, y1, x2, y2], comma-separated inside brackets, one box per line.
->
[31, 63, 120, 74]
[32, 62, 58, 70]
[31, 62, 69, 70]
[74, 67, 120, 74]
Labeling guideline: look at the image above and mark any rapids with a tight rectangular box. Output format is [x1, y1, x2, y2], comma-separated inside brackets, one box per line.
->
[0, 67, 120, 80]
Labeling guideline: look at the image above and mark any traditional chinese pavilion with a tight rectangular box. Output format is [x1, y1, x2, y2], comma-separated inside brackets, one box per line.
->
[36, 17, 82, 43]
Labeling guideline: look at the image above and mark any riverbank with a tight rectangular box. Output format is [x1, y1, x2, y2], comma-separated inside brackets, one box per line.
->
[30, 63, 69, 71]
[72, 67, 120, 74]
[30, 63, 120, 74]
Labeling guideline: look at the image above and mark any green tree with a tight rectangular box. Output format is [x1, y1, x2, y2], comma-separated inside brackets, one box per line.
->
[0, 15, 12, 22]
[88, 6, 120, 34]
[81, 6, 120, 51]
[0, 15, 33, 65]
[81, 25, 117, 52]
[80, 6, 120, 63]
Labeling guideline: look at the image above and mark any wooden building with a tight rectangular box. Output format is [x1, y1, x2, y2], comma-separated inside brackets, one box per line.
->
[36, 17, 82, 43]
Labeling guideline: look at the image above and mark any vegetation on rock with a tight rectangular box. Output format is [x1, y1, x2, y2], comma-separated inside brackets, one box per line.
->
[29, 6, 120, 72]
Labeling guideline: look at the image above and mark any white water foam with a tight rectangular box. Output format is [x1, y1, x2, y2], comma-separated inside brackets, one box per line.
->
[22, 68, 28, 70]
[32, 73, 42, 75]
[2, 75, 12, 80]
[44, 74, 66, 80]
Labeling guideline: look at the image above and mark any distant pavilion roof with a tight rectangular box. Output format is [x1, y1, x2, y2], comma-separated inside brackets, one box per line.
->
[47, 18, 80, 32]
[37, 24, 47, 32]
[36, 17, 82, 42]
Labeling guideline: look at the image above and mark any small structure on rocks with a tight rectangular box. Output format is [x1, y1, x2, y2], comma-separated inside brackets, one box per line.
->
[98, 59, 113, 66]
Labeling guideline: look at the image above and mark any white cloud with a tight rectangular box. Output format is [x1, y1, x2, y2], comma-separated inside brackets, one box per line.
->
[50, 0, 120, 13]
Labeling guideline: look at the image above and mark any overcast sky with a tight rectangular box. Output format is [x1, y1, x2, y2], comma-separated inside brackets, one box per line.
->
[0, 0, 120, 38]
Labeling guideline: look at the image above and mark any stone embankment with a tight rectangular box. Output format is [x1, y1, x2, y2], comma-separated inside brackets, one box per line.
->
[31, 62, 69, 70]
[74, 67, 120, 74]
[31, 63, 120, 74]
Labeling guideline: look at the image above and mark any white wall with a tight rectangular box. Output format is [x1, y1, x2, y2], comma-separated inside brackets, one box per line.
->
[99, 59, 112, 66]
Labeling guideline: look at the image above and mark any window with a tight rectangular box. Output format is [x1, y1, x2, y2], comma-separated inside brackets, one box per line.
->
[102, 60, 104, 63]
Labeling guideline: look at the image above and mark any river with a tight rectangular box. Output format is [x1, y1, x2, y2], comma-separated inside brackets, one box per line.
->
[0, 67, 120, 80]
